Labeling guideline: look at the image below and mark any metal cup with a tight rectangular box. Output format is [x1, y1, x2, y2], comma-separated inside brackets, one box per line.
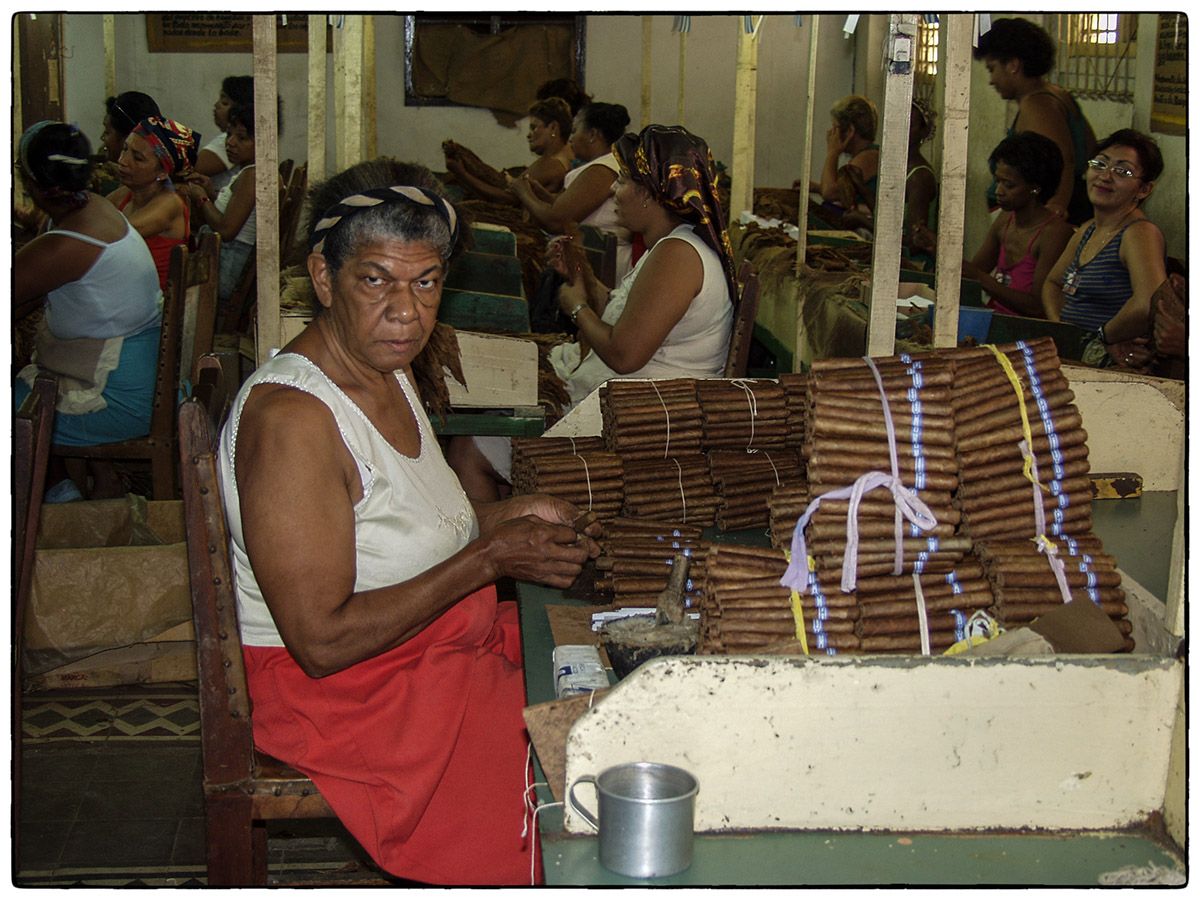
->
[568, 761, 699, 878]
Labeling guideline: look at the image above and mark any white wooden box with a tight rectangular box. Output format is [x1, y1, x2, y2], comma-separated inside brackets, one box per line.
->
[445, 331, 538, 408]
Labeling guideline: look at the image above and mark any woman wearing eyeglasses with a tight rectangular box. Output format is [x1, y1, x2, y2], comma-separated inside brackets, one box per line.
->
[1043, 129, 1167, 366]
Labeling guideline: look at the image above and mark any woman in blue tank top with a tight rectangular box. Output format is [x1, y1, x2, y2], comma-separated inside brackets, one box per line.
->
[1043, 129, 1167, 366]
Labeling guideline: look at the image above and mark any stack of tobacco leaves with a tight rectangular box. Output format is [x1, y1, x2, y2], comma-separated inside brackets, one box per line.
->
[935, 338, 1131, 644]
[510, 442, 623, 520]
[695, 378, 789, 451]
[708, 449, 804, 531]
[768, 482, 810, 549]
[974, 537, 1133, 650]
[601, 379, 704, 460]
[777, 371, 811, 454]
[594, 518, 707, 609]
[697, 544, 861, 654]
[619, 454, 719, 526]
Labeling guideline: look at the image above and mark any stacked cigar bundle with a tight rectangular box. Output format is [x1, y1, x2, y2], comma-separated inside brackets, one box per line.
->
[974, 538, 1133, 649]
[938, 337, 1131, 643]
[777, 372, 811, 453]
[943, 338, 1093, 540]
[708, 449, 804, 531]
[768, 482, 810, 549]
[695, 379, 789, 450]
[510, 436, 623, 519]
[601, 379, 704, 460]
[594, 518, 707, 609]
[804, 355, 965, 582]
[697, 544, 861, 654]
[851, 560, 996, 654]
[620, 454, 720, 526]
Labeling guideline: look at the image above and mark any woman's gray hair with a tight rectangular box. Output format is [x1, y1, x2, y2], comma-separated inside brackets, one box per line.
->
[306, 158, 458, 278]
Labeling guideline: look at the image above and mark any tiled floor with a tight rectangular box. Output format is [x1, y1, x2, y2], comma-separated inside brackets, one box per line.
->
[15, 686, 391, 886]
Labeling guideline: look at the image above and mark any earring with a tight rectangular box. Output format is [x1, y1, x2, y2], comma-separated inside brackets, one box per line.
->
[1031, 188, 1039, 195]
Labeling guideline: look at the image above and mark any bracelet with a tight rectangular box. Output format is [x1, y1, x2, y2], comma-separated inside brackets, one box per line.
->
[1098, 323, 1109, 344]
[568, 302, 587, 323]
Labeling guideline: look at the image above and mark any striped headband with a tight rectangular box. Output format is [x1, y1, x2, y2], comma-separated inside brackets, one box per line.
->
[309, 185, 459, 254]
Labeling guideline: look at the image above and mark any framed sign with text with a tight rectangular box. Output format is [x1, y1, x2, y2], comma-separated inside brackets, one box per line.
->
[146, 13, 330, 53]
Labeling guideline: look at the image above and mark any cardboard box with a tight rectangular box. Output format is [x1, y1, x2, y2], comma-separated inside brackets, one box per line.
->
[445, 331, 538, 408]
[25, 497, 194, 680]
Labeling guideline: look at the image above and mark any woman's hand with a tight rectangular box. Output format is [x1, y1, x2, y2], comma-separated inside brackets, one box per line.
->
[1109, 335, 1154, 373]
[557, 276, 590, 316]
[910, 222, 937, 255]
[508, 172, 534, 200]
[480, 514, 597, 589]
[826, 124, 850, 157]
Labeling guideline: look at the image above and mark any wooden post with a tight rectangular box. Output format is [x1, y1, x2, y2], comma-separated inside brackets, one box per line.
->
[13, 16, 22, 155]
[333, 15, 364, 172]
[102, 14, 116, 100]
[641, 17, 654, 128]
[676, 27, 686, 125]
[363, 15, 377, 159]
[307, 14, 327, 181]
[252, 15, 281, 364]
[865, 14, 916, 358]
[795, 16, 819, 274]
[931, 14, 972, 348]
[730, 17, 761, 220]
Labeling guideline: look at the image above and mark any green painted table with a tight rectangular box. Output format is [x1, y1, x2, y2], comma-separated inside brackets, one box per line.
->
[518, 505, 1183, 886]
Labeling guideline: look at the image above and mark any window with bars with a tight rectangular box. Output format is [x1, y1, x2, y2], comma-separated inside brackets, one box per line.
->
[1054, 14, 1137, 101]
[913, 18, 939, 106]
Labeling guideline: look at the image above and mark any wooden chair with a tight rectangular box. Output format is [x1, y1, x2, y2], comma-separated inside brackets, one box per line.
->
[13, 373, 57, 868]
[578, 223, 618, 289]
[179, 232, 222, 387]
[178, 397, 334, 886]
[724, 260, 762, 378]
[52, 237, 219, 500]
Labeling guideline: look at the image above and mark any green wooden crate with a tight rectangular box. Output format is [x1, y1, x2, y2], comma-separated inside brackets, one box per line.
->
[446, 251, 525, 298]
[439, 288, 530, 333]
[899, 268, 985, 308]
[985, 314, 1091, 361]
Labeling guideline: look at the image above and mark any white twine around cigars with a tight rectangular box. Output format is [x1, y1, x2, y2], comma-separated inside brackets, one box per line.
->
[575, 454, 594, 511]
[730, 378, 759, 450]
[650, 380, 672, 458]
[673, 457, 687, 522]
[1024, 438, 1073, 605]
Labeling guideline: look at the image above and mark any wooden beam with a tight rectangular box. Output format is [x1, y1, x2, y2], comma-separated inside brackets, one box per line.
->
[795, 16, 819, 278]
[865, 14, 916, 358]
[252, 15, 281, 365]
[730, 18, 760, 220]
[931, 14, 972, 348]
[102, 14, 116, 100]
[641, 17, 653, 128]
[363, 15, 377, 159]
[676, 28, 686, 126]
[333, 15, 364, 172]
[307, 14, 327, 181]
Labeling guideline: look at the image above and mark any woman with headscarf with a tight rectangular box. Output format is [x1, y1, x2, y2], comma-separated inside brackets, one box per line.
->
[107, 116, 199, 291]
[14, 121, 162, 500]
[449, 124, 736, 501]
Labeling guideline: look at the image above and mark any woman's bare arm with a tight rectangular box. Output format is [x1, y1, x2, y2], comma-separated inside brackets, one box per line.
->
[511, 163, 614, 232]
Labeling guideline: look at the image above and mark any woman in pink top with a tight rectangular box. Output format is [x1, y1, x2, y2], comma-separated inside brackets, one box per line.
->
[962, 132, 1074, 317]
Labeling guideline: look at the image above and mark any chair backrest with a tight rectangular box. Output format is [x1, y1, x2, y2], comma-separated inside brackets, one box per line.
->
[191, 353, 234, 435]
[178, 233, 221, 383]
[146, 244, 191, 446]
[724, 261, 761, 378]
[578, 223, 618, 289]
[279, 163, 308, 268]
[14, 374, 57, 623]
[178, 397, 255, 787]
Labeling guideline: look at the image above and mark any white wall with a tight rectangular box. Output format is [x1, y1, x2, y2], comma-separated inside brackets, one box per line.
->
[59, 12, 1184, 261]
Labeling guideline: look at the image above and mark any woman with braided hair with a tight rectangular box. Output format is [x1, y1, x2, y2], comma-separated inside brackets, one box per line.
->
[107, 115, 200, 290]
[449, 124, 735, 501]
[14, 121, 163, 500]
[217, 158, 599, 885]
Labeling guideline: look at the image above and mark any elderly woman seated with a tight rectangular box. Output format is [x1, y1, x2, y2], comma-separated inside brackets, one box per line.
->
[216, 158, 600, 885]
[14, 121, 163, 501]
[449, 124, 737, 501]
[1043, 129, 1168, 368]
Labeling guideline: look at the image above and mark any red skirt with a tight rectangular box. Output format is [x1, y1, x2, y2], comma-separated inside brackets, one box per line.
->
[243, 587, 536, 885]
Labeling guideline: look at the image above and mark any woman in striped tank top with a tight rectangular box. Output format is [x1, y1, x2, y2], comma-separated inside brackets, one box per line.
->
[1043, 129, 1167, 364]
